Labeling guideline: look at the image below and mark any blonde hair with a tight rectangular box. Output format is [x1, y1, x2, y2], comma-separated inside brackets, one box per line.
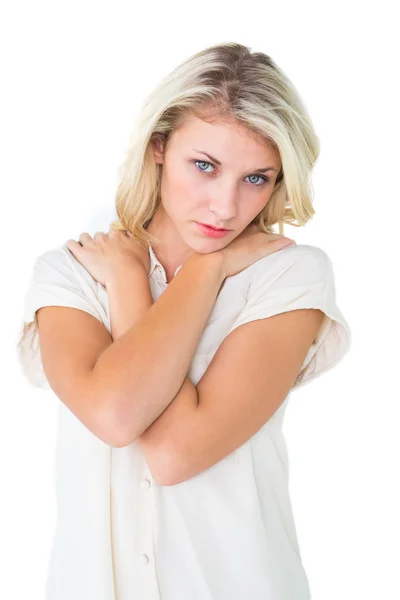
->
[17, 42, 320, 375]
[110, 41, 320, 248]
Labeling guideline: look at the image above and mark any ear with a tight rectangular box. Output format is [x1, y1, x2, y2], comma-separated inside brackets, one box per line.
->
[151, 136, 165, 165]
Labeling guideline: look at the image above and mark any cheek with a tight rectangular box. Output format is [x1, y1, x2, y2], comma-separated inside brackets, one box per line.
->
[164, 165, 193, 196]
[238, 195, 269, 224]
[253, 193, 271, 213]
[162, 171, 197, 216]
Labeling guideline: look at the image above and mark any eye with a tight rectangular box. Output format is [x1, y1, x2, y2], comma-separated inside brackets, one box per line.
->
[246, 174, 269, 186]
[194, 160, 214, 173]
[192, 160, 269, 186]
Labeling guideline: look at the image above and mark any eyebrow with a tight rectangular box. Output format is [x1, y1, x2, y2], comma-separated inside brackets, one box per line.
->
[191, 149, 278, 173]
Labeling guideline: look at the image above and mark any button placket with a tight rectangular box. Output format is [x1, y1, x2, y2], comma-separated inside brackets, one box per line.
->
[149, 246, 183, 284]
[155, 265, 166, 285]
[137, 471, 160, 597]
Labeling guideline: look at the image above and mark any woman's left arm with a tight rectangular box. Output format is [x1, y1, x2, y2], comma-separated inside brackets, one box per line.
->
[108, 269, 324, 490]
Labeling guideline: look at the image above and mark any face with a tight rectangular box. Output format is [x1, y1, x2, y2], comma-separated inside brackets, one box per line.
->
[148, 113, 282, 279]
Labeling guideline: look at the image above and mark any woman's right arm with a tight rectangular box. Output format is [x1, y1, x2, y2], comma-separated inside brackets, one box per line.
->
[91, 252, 226, 445]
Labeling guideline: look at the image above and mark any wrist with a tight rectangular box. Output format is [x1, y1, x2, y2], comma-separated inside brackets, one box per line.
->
[105, 262, 148, 289]
[105, 263, 153, 342]
[186, 250, 227, 283]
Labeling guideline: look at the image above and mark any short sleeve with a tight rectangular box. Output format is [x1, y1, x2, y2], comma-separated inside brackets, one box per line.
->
[227, 245, 352, 390]
[17, 245, 105, 389]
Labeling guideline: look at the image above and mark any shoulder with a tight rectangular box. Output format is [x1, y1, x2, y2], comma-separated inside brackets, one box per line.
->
[23, 241, 106, 327]
[35, 242, 82, 268]
[257, 242, 331, 270]
[239, 244, 333, 301]
[27, 244, 71, 284]
[32, 242, 98, 289]
[253, 243, 331, 282]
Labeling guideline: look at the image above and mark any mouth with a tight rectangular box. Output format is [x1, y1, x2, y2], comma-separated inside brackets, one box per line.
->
[197, 222, 231, 232]
[195, 222, 232, 238]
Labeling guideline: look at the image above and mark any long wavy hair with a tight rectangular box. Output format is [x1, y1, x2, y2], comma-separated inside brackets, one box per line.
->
[17, 42, 320, 377]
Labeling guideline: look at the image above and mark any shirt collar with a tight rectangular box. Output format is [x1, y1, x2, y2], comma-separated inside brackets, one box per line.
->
[148, 245, 183, 281]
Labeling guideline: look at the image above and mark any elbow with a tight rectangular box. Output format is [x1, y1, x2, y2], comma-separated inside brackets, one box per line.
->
[95, 400, 183, 486]
[102, 412, 138, 448]
[92, 397, 138, 448]
[150, 447, 187, 487]
[155, 467, 190, 487]
[98, 393, 164, 449]
[76, 370, 139, 448]
[91, 415, 128, 448]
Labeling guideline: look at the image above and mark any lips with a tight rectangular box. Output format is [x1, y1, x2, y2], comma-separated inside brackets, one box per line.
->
[195, 222, 231, 238]
[198, 222, 230, 232]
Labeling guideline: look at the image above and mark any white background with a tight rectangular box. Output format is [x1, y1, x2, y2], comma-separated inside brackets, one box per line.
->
[1, 1, 399, 598]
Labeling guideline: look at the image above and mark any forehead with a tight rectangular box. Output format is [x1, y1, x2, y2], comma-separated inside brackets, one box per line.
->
[172, 113, 279, 164]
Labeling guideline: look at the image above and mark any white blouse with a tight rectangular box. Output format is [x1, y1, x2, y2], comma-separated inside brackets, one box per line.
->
[18, 240, 351, 600]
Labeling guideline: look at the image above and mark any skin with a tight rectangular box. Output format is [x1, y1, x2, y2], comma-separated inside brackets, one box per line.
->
[148, 113, 282, 283]
[66, 113, 284, 288]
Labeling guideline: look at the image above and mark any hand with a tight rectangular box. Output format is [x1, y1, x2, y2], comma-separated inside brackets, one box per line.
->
[66, 227, 150, 287]
[218, 223, 296, 278]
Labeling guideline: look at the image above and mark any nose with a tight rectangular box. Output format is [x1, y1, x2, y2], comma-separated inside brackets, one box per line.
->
[208, 184, 238, 222]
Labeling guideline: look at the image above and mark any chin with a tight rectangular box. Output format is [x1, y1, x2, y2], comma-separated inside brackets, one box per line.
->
[192, 238, 232, 255]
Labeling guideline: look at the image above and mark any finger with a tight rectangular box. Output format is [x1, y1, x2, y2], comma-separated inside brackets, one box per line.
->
[66, 239, 82, 254]
[93, 231, 107, 240]
[109, 227, 129, 237]
[78, 232, 92, 245]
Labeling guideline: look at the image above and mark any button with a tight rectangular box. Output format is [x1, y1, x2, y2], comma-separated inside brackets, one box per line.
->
[139, 553, 149, 565]
[140, 478, 151, 488]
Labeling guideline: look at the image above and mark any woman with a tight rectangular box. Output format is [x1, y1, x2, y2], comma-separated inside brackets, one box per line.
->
[18, 42, 351, 600]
